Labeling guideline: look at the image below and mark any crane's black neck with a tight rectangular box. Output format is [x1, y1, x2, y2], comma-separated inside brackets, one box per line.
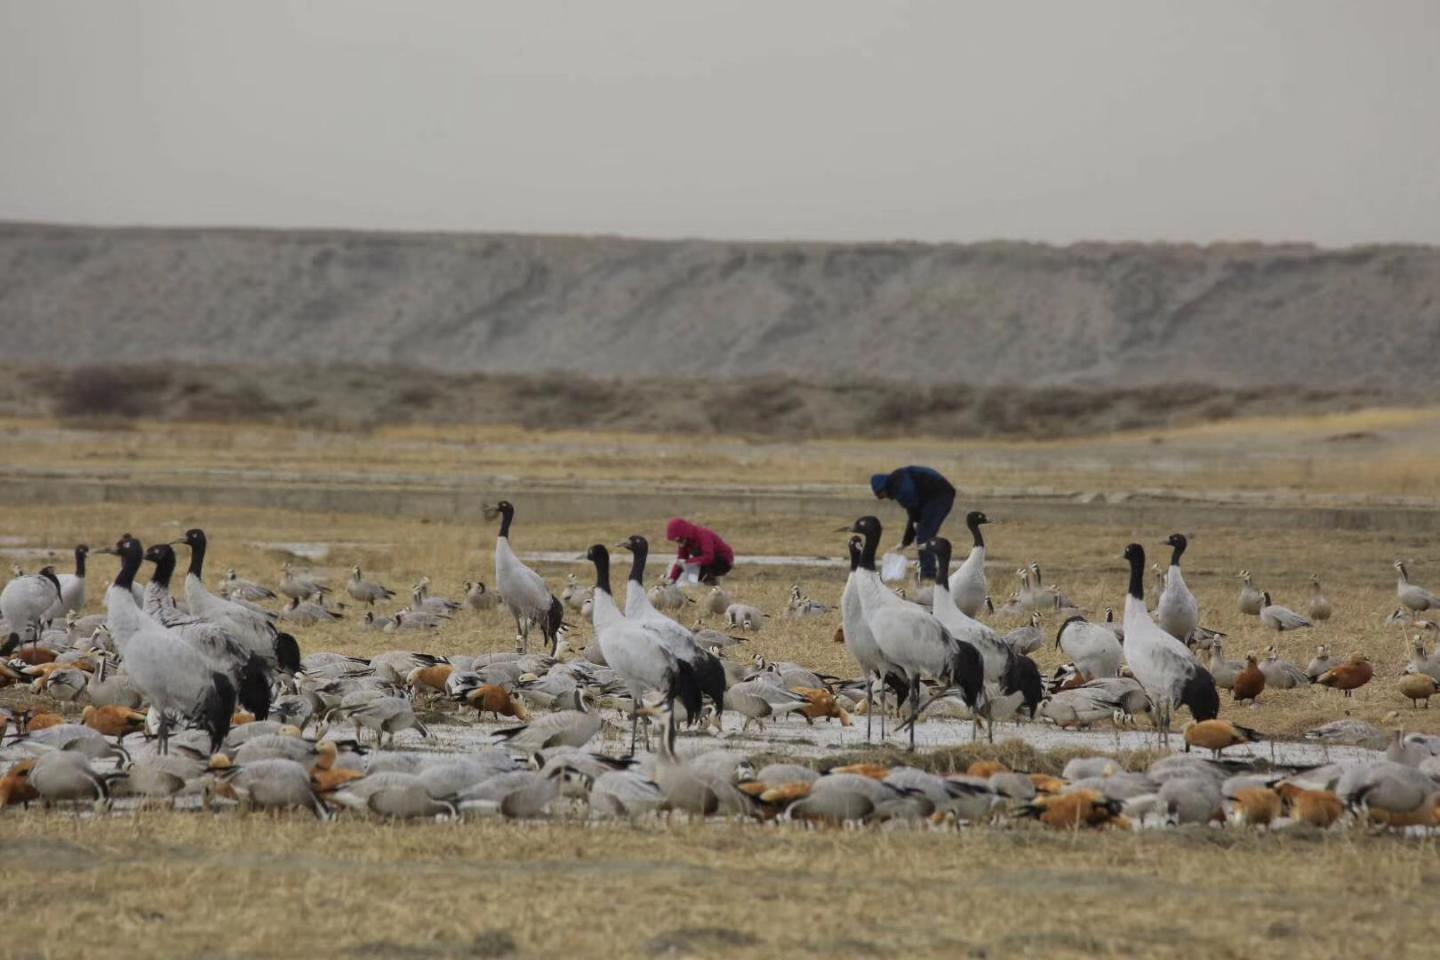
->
[1126, 545, 1145, 601]
[187, 536, 207, 579]
[627, 538, 647, 585]
[929, 538, 952, 583]
[1169, 535, 1187, 567]
[74, 547, 86, 577]
[590, 546, 612, 596]
[38, 567, 61, 593]
[114, 542, 143, 591]
[857, 518, 880, 571]
[967, 514, 985, 549]
[148, 546, 177, 588]
[498, 506, 514, 539]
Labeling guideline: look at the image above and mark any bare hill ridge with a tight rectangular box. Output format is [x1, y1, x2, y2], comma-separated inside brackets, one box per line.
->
[2, 222, 1437, 386]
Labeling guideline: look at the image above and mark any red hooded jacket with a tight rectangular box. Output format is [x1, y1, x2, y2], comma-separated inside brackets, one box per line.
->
[666, 518, 734, 581]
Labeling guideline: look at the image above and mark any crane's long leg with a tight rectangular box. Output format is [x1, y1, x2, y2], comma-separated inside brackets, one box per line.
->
[629, 705, 639, 756]
[865, 677, 873, 744]
[908, 680, 920, 752]
[511, 612, 526, 654]
[880, 681, 889, 740]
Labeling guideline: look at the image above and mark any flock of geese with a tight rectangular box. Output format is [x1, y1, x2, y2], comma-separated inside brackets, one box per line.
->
[2, 498, 1440, 831]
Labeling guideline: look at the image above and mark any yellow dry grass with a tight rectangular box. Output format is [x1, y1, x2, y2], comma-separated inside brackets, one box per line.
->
[5, 814, 1438, 960]
[7, 405, 1440, 499]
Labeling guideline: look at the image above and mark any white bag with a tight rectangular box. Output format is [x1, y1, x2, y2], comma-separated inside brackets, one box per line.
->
[880, 552, 909, 583]
[680, 563, 702, 585]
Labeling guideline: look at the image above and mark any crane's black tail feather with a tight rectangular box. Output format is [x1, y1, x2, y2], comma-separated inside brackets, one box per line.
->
[544, 595, 565, 654]
[1001, 652, 1046, 720]
[198, 672, 237, 754]
[946, 640, 986, 710]
[1181, 666, 1221, 721]
[236, 654, 273, 721]
[668, 660, 705, 724]
[274, 633, 302, 673]
[693, 651, 726, 717]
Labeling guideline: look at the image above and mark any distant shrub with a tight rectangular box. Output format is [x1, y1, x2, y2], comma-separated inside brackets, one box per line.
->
[52, 365, 169, 419]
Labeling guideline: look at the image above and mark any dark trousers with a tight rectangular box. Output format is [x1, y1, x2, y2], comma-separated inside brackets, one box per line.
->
[698, 557, 733, 585]
[915, 492, 955, 580]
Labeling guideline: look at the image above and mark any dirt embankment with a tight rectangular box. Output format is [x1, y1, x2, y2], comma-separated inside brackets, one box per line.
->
[2, 222, 1439, 389]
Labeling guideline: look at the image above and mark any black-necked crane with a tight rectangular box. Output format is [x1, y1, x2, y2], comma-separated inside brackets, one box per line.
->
[143, 543, 275, 720]
[840, 535, 903, 742]
[484, 501, 564, 654]
[844, 516, 984, 750]
[97, 536, 236, 753]
[615, 534, 726, 720]
[1155, 534, 1199, 645]
[1, 565, 61, 654]
[947, 511, 991, 618]
[171, 529, 302, 675]
[926, 537, 1043, 727]
[585, 544, 702, 755]
[1120, 543, 1219, 746]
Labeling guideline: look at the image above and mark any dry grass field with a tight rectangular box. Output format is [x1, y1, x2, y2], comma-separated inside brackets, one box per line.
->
[4, 411, 1440, 959]
[4, 815, 1438, 960]
[5, 403, 1440, 500]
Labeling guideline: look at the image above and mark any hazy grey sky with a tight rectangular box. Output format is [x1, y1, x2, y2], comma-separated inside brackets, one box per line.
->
[1, 1, 1436, 245]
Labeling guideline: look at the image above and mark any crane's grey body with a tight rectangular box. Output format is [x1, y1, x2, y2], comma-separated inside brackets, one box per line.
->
[1056, 617, 1123, 680]
[2, 567, 62, 650]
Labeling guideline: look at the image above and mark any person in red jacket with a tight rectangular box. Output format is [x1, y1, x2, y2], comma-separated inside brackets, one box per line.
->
[665, 518, 734, 585]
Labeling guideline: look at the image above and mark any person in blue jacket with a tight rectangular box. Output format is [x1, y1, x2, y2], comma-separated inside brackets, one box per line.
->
[870, 466, 956, 580]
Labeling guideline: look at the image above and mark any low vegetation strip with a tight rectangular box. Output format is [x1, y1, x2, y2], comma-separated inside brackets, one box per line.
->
[0, 363, 1398, 439]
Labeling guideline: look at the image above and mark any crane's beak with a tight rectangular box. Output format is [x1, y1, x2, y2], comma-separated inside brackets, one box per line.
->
[95, 546, 116, 556]
[612, 542, 632, 550]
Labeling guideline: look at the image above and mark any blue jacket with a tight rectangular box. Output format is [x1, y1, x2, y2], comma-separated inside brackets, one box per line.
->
[871, 466, 955, 544]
